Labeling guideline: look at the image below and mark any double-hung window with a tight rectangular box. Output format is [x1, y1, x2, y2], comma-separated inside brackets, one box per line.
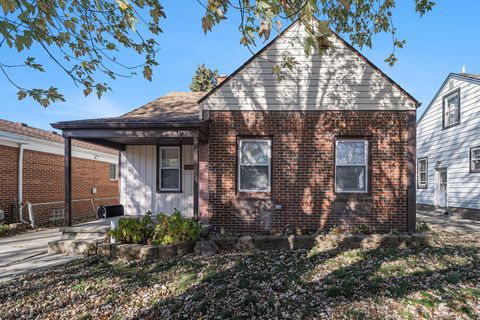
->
[109, 163, 118, 180]
[335, 139, 368, 193]
[238, 138, 271, 192]
[158, 146, 181, 191]
[443, 90, 460, 128]
[471, 146, 480, 173]
[417, 158, 428, 189]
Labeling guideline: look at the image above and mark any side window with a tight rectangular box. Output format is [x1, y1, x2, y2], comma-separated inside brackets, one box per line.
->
[443, 90, 460, 128]
[471, 146, 480, 173]
[158, 146, 181, 191]
[109, 163, 118, 180]
[417, 158, 428, 189]
[238, 138, 271, 192]
[335, 139, 368, 193]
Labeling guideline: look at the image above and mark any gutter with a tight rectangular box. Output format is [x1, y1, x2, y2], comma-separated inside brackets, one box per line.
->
[0, 131, 32, 226]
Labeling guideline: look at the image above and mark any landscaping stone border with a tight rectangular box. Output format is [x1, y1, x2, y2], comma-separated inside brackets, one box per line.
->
[50, 232, 432, 260]
[97, 241, 195, 261]
[211, 233, 432, 252]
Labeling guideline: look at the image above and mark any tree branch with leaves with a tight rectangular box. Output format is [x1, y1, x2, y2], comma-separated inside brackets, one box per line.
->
[200, 0, 435, 78]
[0, 0, 165, 106]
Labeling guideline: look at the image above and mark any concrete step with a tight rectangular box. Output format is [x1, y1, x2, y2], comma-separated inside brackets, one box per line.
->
[60, 231, 107, 241]
[48, 239, 102, 255]
[59, 225, 110, 234]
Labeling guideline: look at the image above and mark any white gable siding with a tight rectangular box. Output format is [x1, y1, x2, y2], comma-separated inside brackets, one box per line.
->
[417, 76, 480, 209]
[200, 23, 416, 112]
[120, 145, 194, 217]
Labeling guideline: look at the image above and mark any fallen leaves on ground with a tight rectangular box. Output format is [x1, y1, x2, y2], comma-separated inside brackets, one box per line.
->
[0, 232, 479, 319]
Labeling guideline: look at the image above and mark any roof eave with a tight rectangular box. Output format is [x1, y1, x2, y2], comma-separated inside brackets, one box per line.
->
[51, 120, 209, 131]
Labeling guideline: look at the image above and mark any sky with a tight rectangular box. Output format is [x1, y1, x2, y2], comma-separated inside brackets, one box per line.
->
[1, 1, 479, 131]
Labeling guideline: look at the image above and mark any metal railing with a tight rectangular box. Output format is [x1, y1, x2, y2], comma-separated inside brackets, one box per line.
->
[27, 197, 120, 225]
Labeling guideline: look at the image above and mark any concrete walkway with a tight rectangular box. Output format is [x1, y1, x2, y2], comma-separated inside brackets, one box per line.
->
[417, 211, 480, 235]
[0, 228, 79, 283]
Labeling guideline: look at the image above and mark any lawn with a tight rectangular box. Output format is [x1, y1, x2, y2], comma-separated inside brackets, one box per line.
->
[0, 232, 479, 320]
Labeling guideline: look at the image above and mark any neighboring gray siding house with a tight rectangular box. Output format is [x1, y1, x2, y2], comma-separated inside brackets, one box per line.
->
[417, 73, 480, 219]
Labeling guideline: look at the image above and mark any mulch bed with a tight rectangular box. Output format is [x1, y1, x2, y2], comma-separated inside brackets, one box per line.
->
[0, 232, 479, 319]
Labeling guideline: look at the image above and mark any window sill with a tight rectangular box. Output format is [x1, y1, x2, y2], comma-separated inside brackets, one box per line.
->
[443, 122, 460, 130]
[334, 193, 372, 201]
[109, 179, 119, 182]
[236, 191, 272, 199]
[156, 190, 183, 194]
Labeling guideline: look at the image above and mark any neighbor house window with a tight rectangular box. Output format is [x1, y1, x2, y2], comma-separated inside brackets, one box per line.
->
[417, 158, 428, 189]
[335, 139, 368, 193]
[109, 163, 118, 180]
[471, 146, 480, 173]
[238, 138, 271, 192]
[158, 146, 181, 191]
[443, 90, 460, 128]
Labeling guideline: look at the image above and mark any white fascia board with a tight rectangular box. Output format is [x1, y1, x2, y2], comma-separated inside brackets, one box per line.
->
[0, 130, 118, 164]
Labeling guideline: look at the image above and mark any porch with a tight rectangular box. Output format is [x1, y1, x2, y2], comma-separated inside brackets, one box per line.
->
[51, 92, 209, 226]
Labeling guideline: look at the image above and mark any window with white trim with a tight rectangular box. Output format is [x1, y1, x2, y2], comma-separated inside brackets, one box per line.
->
[159, 146, 181, 191]
[238, 138, 271, 192]
[109, 163, 118, 180]
[443, 90, 460, 128]
[335, 139, 368, 193]
[471, 146, 480, 173]
[417, 158, 428, 189]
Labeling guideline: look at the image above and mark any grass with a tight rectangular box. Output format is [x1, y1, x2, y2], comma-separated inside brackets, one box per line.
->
[0, 232, 479, 319]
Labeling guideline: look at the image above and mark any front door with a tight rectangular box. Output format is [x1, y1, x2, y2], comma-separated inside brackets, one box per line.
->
[434, 168, 448, 208]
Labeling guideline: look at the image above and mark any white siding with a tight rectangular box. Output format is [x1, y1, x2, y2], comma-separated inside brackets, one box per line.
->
[417, 76, 480, 209]
[200, 23, 416, 113]
[120, 145, 194, 217]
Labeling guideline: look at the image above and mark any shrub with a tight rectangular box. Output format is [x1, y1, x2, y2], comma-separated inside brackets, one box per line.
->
[416, 220, 431, 232]
[352, 224, 371, 235]
[108, 209, 200, 245]
[152, 209, 200, 245]
[0, 224, 9, 237]
[108, 214, 154, 244]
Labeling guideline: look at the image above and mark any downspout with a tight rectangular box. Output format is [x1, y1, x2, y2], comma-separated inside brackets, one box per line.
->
[18, 143, 28, 224]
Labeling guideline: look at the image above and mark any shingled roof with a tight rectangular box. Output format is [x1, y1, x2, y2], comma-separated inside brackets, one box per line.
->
[52, 92, 206, 129]
[461, 73, 480, 80]
[0, 119, 117, 155]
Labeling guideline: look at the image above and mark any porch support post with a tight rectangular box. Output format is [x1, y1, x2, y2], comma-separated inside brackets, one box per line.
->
[64, 137, 72, 227]
[193, 137, 199, 220]
[407, 110, 416, 233]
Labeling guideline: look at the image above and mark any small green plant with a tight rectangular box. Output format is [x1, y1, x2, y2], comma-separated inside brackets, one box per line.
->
[329, 226, 345, 236]
[416, 220, 431, 232]
[282, 225, 304, 236]
[0, 224, 10, 237]
[108, 214, 154, 244]
[152, 209, 200, 245]
[352, 224, 370, 235]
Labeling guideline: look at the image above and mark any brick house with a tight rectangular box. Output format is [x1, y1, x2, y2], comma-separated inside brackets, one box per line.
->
[52, 21, 418, 233]
[0, 119, 119, 226]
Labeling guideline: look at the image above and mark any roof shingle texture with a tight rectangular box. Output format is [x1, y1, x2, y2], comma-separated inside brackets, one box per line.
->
[463, 73, 480, 80]
[121, 91, 205, 123]
[0, 119, 117, 155]
[53, 92, 205, 128]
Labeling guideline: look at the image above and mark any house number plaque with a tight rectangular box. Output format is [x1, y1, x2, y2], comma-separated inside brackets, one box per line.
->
[184, 164, 194, 170]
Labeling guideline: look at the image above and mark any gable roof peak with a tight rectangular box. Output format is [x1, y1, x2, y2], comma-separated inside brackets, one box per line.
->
[198, 19, 419, 107]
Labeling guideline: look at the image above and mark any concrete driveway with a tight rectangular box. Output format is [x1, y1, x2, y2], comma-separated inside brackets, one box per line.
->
[417, 211, 480, 235]
[0, 228, 78, 283]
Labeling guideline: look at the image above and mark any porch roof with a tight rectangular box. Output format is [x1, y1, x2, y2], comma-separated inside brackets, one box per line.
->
[51, 92, 209, 150]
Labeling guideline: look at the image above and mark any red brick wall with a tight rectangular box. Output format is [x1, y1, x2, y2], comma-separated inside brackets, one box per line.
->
[0, 145, 19, 216]
[0, 146, 119, 225]
[205, 111, 410, 233]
